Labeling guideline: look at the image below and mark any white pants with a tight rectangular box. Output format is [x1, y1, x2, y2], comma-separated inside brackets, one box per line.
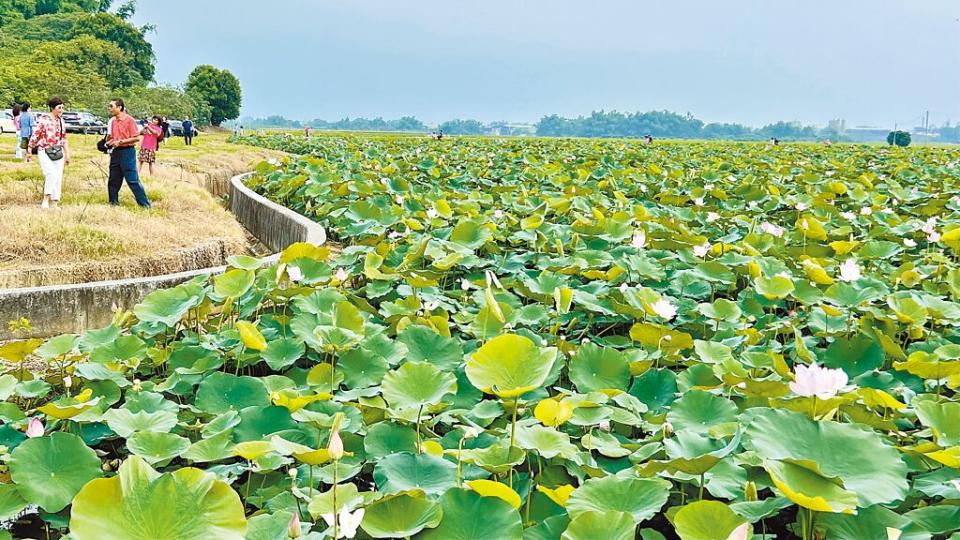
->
[15, 132, 22, 159]
[39, 150, 65, 201]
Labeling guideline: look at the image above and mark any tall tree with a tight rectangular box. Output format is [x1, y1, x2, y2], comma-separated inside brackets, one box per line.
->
[185, 64, 242, 126]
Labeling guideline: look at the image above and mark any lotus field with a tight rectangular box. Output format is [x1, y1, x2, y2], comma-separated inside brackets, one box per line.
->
[3, 134, 960, 539]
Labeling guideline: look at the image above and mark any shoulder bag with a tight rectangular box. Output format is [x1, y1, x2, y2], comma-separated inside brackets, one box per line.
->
[44, 119, 65, 161]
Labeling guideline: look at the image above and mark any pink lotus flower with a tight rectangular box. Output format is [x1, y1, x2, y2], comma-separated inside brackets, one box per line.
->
[288, 512, 302, 538]
[726, 523, 749, 540]
[25, 417, 44, 438]
[760, 222, 784, 238]
[789, 363, 848, 399]
[334, 268, 349, 282]
[928, 231, 941, 243]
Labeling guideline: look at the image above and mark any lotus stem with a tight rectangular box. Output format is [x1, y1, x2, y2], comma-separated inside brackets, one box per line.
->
[698, 473, 705, 500]
[510, 399, 519, 450]
[811, 396, 818, 419]
[332, 460, 339, 540]
[416, 405, 424, 452]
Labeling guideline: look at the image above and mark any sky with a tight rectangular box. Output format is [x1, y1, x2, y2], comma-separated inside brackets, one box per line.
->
[134, 0, 960, 128]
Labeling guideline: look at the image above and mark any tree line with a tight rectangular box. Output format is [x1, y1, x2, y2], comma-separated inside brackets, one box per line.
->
[1, 0, 241, 126]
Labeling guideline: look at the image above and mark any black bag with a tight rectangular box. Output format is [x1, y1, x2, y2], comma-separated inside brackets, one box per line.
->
[97, 134, 109, 154]
[43, 119, 65, 161]
[44, 146, 64, 161]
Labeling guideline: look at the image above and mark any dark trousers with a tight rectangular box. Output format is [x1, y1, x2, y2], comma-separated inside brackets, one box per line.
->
[184, 134, 193, 145]
[108, 146, 151, 207]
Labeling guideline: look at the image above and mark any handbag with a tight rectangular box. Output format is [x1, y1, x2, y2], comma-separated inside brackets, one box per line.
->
[43, 118, 65, 161]
[97, 134, 109, 154]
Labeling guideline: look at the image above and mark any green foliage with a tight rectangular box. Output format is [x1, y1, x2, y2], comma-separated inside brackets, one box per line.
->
[71, 12, 153, 80]
[888, 130, 912, 147]
[438, 118, 485, 135]
[7, 134, 960, 537]
[185, 64, 242, 126]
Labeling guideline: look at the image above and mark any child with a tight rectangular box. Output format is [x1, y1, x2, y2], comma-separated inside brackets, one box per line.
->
[139, 115, 162, 176]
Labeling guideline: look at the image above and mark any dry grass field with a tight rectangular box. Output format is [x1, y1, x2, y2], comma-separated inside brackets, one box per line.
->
[0, 131, 282, 288]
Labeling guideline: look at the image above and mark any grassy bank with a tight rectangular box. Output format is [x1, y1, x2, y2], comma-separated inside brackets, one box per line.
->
[0, 131, 282, 288]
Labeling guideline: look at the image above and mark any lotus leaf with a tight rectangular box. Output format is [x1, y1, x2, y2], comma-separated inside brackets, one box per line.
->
[418, 488, 522, 540]
[9, 432, 101, 512]
[359, 492, 443, 538]
[673, 500, 747, 540]
[69, 456, 246, 540]
[465, 334, 557, 398]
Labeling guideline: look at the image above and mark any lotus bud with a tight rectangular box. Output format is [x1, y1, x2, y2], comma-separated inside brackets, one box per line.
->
[328, 413, 346, 460]
[334, 268, 349, 282]
[745, 481, 758, 502]
[661, 422, 674, 437]
[663, 334, 673, 342]
[63, 376, 73, 388]
[288, 512, 302, 538]
[462, 426, 481, 440]
[598, 421, 611, 432]
[25, 417, 44, 438]
[460, 278, 471, 291]
[289, 468, 299, 481]
[132, 379, 143, 391]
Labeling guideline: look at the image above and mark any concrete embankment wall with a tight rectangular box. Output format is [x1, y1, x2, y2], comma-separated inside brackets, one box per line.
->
[0, 173, 325, 340]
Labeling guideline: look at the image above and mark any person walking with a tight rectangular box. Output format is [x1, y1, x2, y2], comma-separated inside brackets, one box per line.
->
[12, 104, 22, 159]
[105, 98, 151, 208]
[139, 115, 162, 176]
[182, 115, 194, 146]
[18, 102, 34, 162]
[25, 97, 70, 209]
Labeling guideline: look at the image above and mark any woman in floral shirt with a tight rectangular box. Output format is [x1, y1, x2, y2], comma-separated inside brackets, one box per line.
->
[26, 97, 70, 209]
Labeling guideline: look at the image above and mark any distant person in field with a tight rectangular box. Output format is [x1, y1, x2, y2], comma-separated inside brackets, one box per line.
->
[644, 134, 654, 145]
[18, 102, 34, 162]
[304, 126, 311, 139]
[823, 138, 832, 146]
[182, 115, 194, 145]
[437, 129, 443, 141]
[12, 104, 22, 159]
[159, 117, 171, 147]
[105, 98, 151, 208]
[26, 97, 70, 209]
[139, 115, 162, 176]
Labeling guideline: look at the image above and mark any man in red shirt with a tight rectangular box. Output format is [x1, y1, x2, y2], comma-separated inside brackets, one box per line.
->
[105, 98, 151, 208]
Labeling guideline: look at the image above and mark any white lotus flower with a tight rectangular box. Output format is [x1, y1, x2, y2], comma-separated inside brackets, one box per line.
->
[706, 212, 720, 223]
[693, 243, 710, 258]
[651, 299, 677, 321]
[321, 508, 365, 539]
[799, 219, 809, 231]
[760, 222, 784, 237]
[795, 202, 808, 211]
[426, 208, 438, 219]
[922, 218, 937, 234]
[334, 268, 349, 282]
[639, 184, 648, 193]
[693, 197, 705, 207]
[395, 195, 404, 205]
[860, 206, 873, 216]
[460, 278, 471, 291]
[631, 230, 646, 249]
[619, 283, 629, 293]
[789, 363, 848, 399]
[838, 258, 861, 282]
[841, 211, 856, 220]
[287, 266, 303, 283]
[928, 231, 941, 242]
[494, 209, 504, 219]
[903, 238, 917, 248]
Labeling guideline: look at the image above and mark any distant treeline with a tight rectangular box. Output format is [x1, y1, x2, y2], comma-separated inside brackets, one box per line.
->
[236, 110, 960, 142]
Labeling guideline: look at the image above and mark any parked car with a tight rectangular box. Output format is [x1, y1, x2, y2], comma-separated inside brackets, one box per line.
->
[62, 111, 107, 135]
[0, 110, 15, 134]
[169, 120, 199, 137]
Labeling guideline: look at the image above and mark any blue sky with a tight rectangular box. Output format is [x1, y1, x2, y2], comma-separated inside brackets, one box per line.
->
[135, 0, 960, 128]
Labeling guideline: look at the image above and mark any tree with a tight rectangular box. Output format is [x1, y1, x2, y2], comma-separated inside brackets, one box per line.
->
[185, 64, 241, 126]
[35, 35, 142, 88]
[887, 130, 911, 147]
[438, 119, 484, 135]
[72, 12, 154, 80]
